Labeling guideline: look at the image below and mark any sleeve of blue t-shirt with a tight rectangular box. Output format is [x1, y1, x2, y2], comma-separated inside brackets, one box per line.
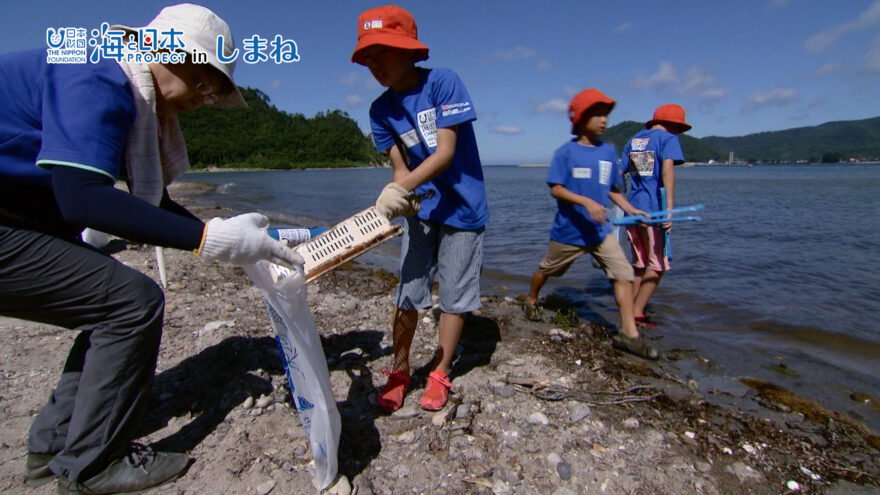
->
[546, 145, 569, 187]
[431, 69, 477, 129]
[661, 134, 685, 164]
[608, 146, 624, 189]
[369, 96, 396, 153]
[36, 61, 134, 180]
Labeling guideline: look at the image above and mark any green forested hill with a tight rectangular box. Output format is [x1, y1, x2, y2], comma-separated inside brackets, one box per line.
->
[179, 88, 879, 167]
[701, 116, 880, 163]
[177, 87, 384, 169]
[604, 121, 725, 163]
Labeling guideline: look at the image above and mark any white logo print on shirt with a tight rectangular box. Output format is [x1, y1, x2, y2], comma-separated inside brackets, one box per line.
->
[417, 108, 437, 148]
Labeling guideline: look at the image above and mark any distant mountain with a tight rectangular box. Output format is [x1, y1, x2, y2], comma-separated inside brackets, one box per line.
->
[178, 87, 383, 169]
[701, 116, 880, 163]
[604, 121, 724, 163]
[604, 116, 880, 163]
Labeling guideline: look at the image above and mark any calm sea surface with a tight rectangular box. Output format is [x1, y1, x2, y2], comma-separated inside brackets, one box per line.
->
[179, 164, 880, 430]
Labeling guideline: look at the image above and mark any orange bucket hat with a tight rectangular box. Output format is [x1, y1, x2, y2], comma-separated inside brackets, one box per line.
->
[646, 104, 692, 131]
[351, 5, 429, 66]
[568, 88, 615, 134]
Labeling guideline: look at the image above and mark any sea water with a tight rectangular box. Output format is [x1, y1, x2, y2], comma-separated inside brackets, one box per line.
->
[178, 163, 880, 431]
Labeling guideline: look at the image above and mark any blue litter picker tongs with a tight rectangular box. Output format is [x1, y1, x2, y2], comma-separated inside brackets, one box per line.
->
[612, 203, 704, 227]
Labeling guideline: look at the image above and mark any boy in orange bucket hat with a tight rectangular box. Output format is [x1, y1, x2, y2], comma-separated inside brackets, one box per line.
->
[620, 104, 692, 326]
[524, 89, 657, 360]
[352, 5, 489, 412]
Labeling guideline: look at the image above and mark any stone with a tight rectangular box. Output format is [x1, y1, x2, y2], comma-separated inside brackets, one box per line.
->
[255, 479, 276, 495]
[527, 412, 549, 426]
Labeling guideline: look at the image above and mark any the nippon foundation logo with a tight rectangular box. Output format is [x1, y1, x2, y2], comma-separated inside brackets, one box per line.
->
[46, 23, 301, 65]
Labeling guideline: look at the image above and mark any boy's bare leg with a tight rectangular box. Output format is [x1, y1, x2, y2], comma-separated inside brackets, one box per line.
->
[527, 269, 548, 305]
[391, 306, 419, 373]
[633, 269, 663, 317]
[433, 312, 465, 375]
[613, 279, 640, 338]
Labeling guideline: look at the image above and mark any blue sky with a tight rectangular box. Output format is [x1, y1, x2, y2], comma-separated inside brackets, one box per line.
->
[3, 0, 879, 164]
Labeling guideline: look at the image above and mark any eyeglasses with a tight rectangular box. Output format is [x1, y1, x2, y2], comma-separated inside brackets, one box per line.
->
[196, 82, 218, 105]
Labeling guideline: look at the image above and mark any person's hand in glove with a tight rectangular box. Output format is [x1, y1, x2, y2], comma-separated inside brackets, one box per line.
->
[375, 182, 420, 219]
[198, 213, 304, 267]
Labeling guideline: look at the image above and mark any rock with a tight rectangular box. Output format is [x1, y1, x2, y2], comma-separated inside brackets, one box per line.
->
[455, 403, 471, 420]
[725, 462, 765, 483]
[568, 402, 591, 422]
[200, 319, 235, 336]
[392, 406, 420, 419]
[255, 394, 274, 409]
[547, 452, 562, 465]
[494, 384, 516, 398]
[242, 396, 255, 409]
[787, 480, 801, 491]
[556, 461, 572, 480]
[394, 431, 416, 444]
[622, 417, 639, 429]
[328, 475, 352, 495]
[255, 479, 276, 495]
[527, 412, 549, 426]
[491, 479, 512, 495]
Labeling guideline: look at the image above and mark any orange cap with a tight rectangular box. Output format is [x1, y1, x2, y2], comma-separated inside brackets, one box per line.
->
[351, 5, 429, 66]
[568, 88, 615, 134]
[646, 104, 692, 131]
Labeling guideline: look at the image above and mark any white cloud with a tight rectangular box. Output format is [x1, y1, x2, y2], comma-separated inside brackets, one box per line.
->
[815, 63, 841, 76]
[531, 97, 568, 114]
[494, 45, 537, 61]
[537, 60, 554, 70]
[339, 72, 360, 85]
[614, 22, 633, 33]
[633, 61, 678, 92]
[492, 126, 524, 135]
[866, 35, 880, 73]
[805, 0, 880, 53]
[742, 88, 799, 112]
[633, 63, 726, 108]
[346, 94, 365, 107]
[268, 78, 282, 90]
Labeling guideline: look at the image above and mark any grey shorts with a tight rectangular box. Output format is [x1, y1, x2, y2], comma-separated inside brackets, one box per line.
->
[537, 235, 634, 282]
[395, 217, 484, 314]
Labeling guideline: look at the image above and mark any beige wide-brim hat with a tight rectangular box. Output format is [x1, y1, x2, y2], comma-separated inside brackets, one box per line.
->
[112, 3, 247, 108]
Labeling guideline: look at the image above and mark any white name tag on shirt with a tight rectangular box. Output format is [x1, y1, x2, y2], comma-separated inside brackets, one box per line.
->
[598, 160, 612, 185]
[572, 167, 592, 179]
[399, 129, 419, 148]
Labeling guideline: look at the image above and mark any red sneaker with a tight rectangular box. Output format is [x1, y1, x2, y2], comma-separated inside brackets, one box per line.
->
[420, 370, 453, 411]
[377, 370, 411, 412]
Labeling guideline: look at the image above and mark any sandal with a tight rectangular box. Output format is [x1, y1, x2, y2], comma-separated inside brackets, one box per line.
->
[635, 315, 659, 327]
[377, 370, 411, 412]
[522, 302, 544, 322]
[420, 369, 453, 411]
[612, 334, 659, 360]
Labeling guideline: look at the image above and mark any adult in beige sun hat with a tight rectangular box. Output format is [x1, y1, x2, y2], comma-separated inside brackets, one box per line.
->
[112, 2, 247, 109]
[0, 4, 303, 495]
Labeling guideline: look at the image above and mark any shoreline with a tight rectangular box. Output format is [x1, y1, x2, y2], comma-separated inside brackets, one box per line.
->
[0, 183, 877, 494]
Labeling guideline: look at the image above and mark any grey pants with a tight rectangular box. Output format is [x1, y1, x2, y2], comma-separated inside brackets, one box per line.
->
[0, 226, 164, 481]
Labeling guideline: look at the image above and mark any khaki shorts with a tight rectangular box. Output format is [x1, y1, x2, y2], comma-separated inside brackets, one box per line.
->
[537, 236, 634, 282]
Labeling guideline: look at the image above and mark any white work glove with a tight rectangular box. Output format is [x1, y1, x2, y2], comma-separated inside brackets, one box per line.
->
[199, 213, 304, 267]
[375, 182, 420, 219]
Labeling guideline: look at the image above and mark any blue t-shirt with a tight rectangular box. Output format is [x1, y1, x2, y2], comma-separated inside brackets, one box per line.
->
[620, 128, 684, 212]
[0, 49, 134, 189]
[547, 139, 623, 247]
[369, 68, 489, 230]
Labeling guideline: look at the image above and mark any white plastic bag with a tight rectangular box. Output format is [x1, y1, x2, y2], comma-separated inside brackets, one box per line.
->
[243, 261, 341, 489]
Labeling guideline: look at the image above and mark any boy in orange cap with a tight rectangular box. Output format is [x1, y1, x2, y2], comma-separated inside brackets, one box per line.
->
[620, 104, 692, 325]
[352, 5, 489, 411]
[524, 89, 657, 359]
